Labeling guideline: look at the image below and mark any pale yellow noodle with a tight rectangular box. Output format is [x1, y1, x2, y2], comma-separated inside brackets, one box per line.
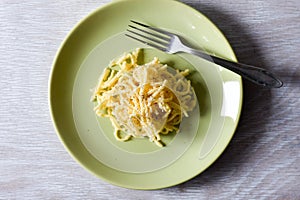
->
[91, 49, 196, 147]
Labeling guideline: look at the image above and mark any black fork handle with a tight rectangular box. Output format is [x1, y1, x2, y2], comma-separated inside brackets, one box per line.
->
[187, 49, 283, 88]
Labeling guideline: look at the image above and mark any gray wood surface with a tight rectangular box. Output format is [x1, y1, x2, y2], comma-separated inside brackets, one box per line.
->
[1, 0, 299, 199]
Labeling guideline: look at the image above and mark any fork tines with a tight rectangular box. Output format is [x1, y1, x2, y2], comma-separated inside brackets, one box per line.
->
[126, 20, 171, 51]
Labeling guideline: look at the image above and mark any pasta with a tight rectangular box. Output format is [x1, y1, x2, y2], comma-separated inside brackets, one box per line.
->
[91, 49, 197, 147]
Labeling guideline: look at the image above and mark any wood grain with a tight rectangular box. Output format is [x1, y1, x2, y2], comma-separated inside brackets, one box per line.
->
[0, 0, 299, 199]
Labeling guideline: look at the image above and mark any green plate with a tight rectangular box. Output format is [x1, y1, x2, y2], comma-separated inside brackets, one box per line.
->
[49, 0, 243, 189]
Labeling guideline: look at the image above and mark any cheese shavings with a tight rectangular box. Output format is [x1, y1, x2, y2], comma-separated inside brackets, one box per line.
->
[91, 49, 197, 147]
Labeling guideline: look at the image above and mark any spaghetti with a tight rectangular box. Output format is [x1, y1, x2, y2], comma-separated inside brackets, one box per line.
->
[91, 49, 197, 147]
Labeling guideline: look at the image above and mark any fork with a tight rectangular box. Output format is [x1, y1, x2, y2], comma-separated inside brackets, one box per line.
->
[126, 20, 283, 88]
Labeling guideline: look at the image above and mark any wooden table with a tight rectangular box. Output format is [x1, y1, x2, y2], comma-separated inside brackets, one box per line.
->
[1, 0, 299, 199]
